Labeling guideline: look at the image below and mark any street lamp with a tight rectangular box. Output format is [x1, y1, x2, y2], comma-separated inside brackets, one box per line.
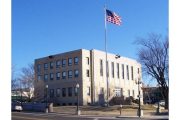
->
[76, 83, 80, 115]
[45, 85, 48, 113]
[135, 78, 142, 117]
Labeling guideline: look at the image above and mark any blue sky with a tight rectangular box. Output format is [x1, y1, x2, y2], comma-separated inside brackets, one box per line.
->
[12, 0, 168, 85]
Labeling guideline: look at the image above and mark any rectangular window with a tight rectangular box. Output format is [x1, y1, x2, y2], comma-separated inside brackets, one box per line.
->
[56, 88, 60, 97]
[37, 64, 41, 73]
[138, 68, 140, 74]
[62, 88, 66, 97]
[86, 57, 89, 65]
[44, 63, 48, 70]
[62, 59, 66, 67]
[127, 65, 129, 80]
[44, 74, 48, 81]
[50, 89, 54, 98]
[38, 75, 41, 81]
[117, 63, 119, 78]
[87, 87, 90, 96]
[128, 90, 130, 97]
[50, 73, 54, 80]
[86, 69, 89, 77]
[132, 90, 135, 98]
[68, 58, 72, 66]
[106, 61, 109, 77]
[56, 72, 60, 80]
[62, 71, 66, 79]
[56, 60, 61, 68]
[111, 62, 114, 78]
[74, 87, 77, 96]
[100, 87, 104, 94]
[50, 62, 54, 69]
[122, 64, 124, 79]
[74, 69, 79, 77]
[74, 57, 79, 65]
[100, 59, 103, 76]
[121, 88, 123, 96]
[68, 70, 72, 78]
[68, 87, 72, 97]
[131, 66, 134, 80]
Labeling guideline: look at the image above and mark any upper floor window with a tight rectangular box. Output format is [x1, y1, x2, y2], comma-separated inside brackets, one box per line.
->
[37, 64, 41, 73]
[68, 70, 72, 78]
[56, 88, 60, 97]
[117, 63, 119, 78]
[111, 62, 114, 78]
[50, 89, 54, 98]
[62, 88, 66, 97]
[50, 73, 54, 80]
[86, 57, 89, 65]
[127, 65, 129, 80]
[106, 61, 109, 77]
[56, 72, 60, 80]
[37, 75, 41, 81]
[62, 59, 66, 67]
[50, 62, 54, 69]
[56, 60, 61, 68]
[74, 57, 79, 65]
[86, 69, 90, 77]
[87, 87, 90, 96]
[68, 87, 72, 97]
[74, 69, 79, 78]
[62, 71, 66, 79]
[68, 58, 72, 66]
[131, 66, 134, 80]
[44, 63, 48, 70]
[100, 59, 103, 76]
[44, 74, 48, 81]
[122, 64, 124, 79]
[138, 68, 140, 74]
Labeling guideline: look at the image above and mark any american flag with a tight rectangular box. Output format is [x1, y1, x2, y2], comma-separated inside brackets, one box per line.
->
[106, 9, 122, 26]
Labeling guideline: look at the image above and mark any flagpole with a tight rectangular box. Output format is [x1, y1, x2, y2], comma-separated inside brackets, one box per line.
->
[104, 5, 109, 107]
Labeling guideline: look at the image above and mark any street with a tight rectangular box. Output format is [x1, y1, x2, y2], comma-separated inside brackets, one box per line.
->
[12, 112, 168, 120]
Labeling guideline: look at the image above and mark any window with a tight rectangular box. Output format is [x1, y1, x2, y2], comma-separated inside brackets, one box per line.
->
[111, 62, 114, 78]
[74, 69, 79, 77]
[44, 74, 48, 81]
[37, 64, 41, 73]
[121, 88, 123, 96]
[68, 87, 72, 97]
[50, 62, 54, 69]
[68, 70, 72, 78]
[132, 90, 135, 98]
[74, 57, 79, 65]
[100, 59, 103, 76]
[44, 63, 48, 70]
[100, 87, 104, 94]
[131, 66, 134, 80]
[38, 75, 41, 81]
[56, 72, 60, 80]
[138, 68, 140, 74]
[56, 88, 60, 97]
[86, 69, 89, 77]
[87, 87, 90, 96]
[127, 65, 129, 80]
[62, 59, 66, 67]
[86, 57, 89, 65]
[128, 90, 130, 97]
[62, 88, 66, 97]
[50, 73, 54, 80]
[122, 64, 124, 79]
[106, 61, 109, 77]
[56, 60, 61, 68]
[74, 87, 78, 96]
[62, 71, 66, 79]
[68, 58, 72, 66]
[117, 63, 119, 78]
[50, 89, 54, 98]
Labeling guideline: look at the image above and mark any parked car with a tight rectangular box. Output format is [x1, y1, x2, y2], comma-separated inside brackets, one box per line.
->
[12, 101, 23, 112]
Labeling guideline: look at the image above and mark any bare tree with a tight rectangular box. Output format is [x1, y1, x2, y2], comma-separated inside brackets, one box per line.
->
[19, 63, 35, 102]
[135, 33, 169, 109]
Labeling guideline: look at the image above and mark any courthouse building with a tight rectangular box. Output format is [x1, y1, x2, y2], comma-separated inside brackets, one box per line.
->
[34, 49, 143, 105]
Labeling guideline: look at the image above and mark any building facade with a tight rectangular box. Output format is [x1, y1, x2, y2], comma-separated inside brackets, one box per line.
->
[34, 49, 143, 105]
